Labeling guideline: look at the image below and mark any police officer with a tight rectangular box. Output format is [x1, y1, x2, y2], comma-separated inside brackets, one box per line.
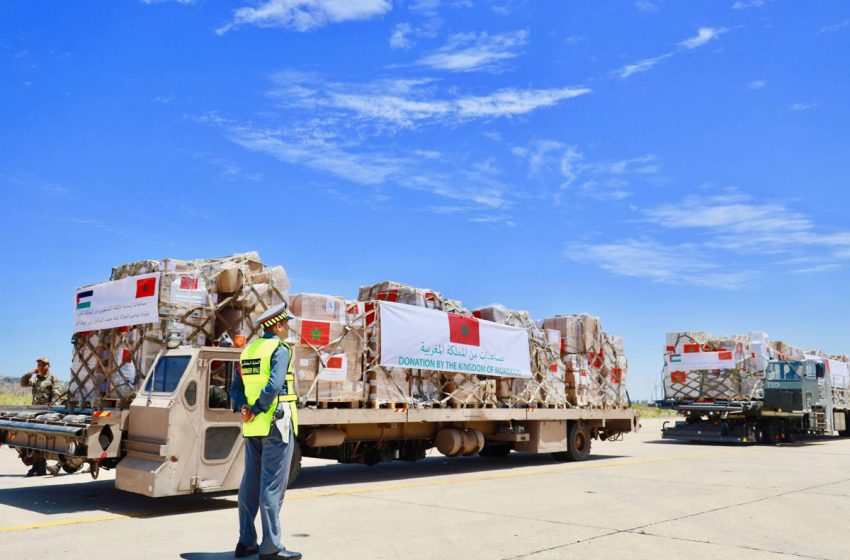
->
[230, 303, 302, 560]
[20, 357, 59, 477]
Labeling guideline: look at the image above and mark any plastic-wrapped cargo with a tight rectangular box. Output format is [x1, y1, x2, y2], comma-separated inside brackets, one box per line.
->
[358, 281, 469, 315]
[69, 257, 631, 412]
[539, 314, 628, 408]
[661, 331, 784, 402]
[70, 252, 289, 408]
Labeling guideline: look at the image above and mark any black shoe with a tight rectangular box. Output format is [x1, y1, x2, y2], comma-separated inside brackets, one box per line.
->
[25, 465, 47, 477]
[259, 549, 301, 560]
[235, 542, 259, 558]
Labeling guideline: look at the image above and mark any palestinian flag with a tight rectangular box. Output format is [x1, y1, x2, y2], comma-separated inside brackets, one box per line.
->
[76, 289, 93, 309]
[301, 320, 331, 346]
[136, 276, 157, 298]
[448, 314, 480, 346]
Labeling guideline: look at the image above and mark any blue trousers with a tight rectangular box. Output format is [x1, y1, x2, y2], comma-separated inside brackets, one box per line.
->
[238, 421, 295, 555]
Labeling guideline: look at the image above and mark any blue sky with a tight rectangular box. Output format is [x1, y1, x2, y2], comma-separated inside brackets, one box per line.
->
[2, 0, 850, 400]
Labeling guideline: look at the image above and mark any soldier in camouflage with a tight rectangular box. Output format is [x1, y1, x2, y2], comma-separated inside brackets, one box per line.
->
[21, 357, 58, 406]
[20, 357, 59, 476]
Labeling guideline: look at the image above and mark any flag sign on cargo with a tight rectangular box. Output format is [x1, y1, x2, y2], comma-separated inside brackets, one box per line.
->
[665, 351, 737, 372]
[301, 320, 331, 346]
[319, 353, 347, 381]
[76, 290, 93, 309]
[378, 301, 532, 378]
[73, 273, 160, 333]
[448, 314, 480, 346]
[670, 371, 687, 384]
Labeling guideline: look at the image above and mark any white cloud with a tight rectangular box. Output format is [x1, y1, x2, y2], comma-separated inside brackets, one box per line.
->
[791, 102, 819, 111]
[216, 0, 392, 34]
[390, 23, 413, 49]
[229, 125, 403, 185]
[569, 239, 751, 289]
[410, 0, 440, 11]
[454, 87, 589, 117]
[679, 27, 727, 49]
[514, 140, 657, 199]
[617, 53, 673, 78]
[747, 80, 766, 90]
[820, 19, 850, 33]
[198, 114, 516, 219]
[417, 30, 529, 72]
[270, 73, 591, 127]
[634, 1, 658, 11]
[643, 191, 850, 256]
[732, 0, 770, 9]
[617, 27, 728, 79]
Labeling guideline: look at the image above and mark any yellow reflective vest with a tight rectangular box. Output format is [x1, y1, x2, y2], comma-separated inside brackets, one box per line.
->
[239, 338, 298, 438]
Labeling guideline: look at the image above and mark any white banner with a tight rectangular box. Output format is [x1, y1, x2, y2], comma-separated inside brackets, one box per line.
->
[379, 301, 532, 378]
[74, 273, 160, 332]
[665, 350, 737, 372]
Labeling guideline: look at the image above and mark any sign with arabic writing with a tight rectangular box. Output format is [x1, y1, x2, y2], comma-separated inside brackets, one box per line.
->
[379, 301, 532, 378]
[74, 273, 160, 332]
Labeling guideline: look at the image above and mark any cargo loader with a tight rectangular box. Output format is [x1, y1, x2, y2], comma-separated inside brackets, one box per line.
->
[1, 344, 637, 497]
[658, 358, 850, 444]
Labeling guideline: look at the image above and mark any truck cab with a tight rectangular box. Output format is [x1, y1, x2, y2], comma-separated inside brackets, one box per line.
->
[762, 360, 820, 414]
[116, 346, 246, 497]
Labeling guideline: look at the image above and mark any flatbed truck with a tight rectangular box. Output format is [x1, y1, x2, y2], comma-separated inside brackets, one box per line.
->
[1, 345, 638, 497]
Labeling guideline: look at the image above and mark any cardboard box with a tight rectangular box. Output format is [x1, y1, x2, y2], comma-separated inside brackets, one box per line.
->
[291, 293, 346, 322]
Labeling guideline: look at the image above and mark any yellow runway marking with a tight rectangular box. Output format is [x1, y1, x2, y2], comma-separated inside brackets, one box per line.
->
[0, 450, 727, 534]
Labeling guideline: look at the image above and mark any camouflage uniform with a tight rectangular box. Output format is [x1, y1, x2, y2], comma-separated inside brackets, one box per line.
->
[20, 372, 58, 405]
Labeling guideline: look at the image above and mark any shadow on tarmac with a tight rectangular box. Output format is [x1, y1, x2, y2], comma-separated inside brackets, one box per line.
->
[293, 451, 628, 490]
[180, 553, 234, 559]
[0, 452, 628, 517]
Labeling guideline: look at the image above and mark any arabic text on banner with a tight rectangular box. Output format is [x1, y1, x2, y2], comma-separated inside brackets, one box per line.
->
[74, 273, 160, 332]
[378, 301, 532, 378]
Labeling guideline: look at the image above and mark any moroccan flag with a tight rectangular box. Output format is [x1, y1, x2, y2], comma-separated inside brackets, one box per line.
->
[179, 275, 199, 290]
[683, 343, 700, 353]
[448, 314, 480, 346]
[671, 371, 687, 384]
[718, 351, 733, 360]
[76, 289, 93, 309]
[136, 277, 157, 298]
[611, 368, 622, 384]
[301, 320, 330, 346]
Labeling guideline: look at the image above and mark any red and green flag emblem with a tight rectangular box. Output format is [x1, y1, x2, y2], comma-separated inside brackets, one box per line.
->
[448, 314, 480, 346]
[136, 277, 157, 298]
[301, 320, 330, 346]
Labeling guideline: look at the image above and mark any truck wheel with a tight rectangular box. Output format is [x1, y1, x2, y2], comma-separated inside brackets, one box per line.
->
[566, 423, 591, 461]
[286, 444, 302, 489]
[60, 456, 85, 474]
[758, 423, 779, 445]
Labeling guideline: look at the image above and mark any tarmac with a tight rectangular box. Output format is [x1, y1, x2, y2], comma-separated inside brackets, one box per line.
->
[1, 417, 849, 559]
